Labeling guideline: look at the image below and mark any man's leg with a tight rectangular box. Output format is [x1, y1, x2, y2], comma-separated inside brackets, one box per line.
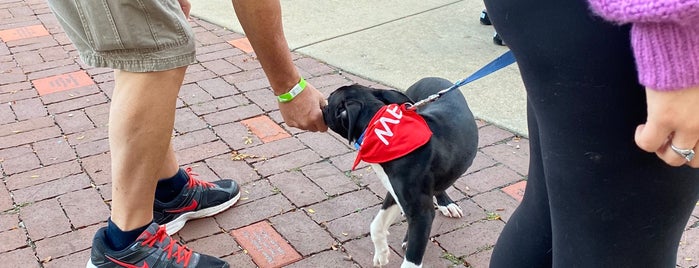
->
[108, 67, 186, 232]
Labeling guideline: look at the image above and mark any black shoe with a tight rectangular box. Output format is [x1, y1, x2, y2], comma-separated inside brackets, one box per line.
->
[153, 167, 240, 234]
[480, 10, 492, 25]
[87, 223, 229, 267]
[493, 32, 506, 46]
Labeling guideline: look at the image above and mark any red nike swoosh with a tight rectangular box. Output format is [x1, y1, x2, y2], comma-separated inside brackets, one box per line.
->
[107, 256, 149, 268]
[165, 199, 198, 213]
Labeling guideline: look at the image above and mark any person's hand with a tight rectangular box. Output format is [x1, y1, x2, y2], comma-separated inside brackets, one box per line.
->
[635, 86, 699, 167]
[278, 83, 328, 132]
[178, 0, 191, 19]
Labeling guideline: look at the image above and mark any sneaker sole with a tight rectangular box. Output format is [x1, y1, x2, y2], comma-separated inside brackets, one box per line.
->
[164, 191, 241, 235]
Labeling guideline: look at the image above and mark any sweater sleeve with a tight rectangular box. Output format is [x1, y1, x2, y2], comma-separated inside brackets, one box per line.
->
[587, 0, 699, 90]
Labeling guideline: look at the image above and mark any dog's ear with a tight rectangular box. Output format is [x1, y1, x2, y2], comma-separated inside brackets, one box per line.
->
[371, 89, 413, 104]
[341, 100, 363, 142]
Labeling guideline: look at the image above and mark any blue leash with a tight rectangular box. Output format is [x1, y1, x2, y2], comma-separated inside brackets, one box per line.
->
[407, 50, 516, 110]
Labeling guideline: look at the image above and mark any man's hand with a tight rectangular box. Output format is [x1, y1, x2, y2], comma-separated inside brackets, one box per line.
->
[278, 83, 328, 132]
[635, 86, 699, 167]
[178, 0, 191, 19]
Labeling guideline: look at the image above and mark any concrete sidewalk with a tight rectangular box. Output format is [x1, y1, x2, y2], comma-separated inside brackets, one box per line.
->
[0, 0, 697, 267]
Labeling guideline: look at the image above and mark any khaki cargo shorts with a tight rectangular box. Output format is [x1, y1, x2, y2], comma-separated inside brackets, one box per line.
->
[47, 0, 196, 72]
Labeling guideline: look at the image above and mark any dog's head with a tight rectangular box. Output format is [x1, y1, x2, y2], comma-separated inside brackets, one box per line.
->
[322, 84, 413, 143]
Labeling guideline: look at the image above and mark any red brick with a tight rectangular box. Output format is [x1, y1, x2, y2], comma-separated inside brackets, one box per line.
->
[0, 248, 38, 268]
[222, 67, 266, 85]
[186, 232, 239, 258]
[227, 54, 263, 71]
[301, 162, 359, 197]
[13, 173, 90, 204]
[253, 149, 322, 177]
[66, 126, 108, 146]
[0, 144, 32, 161]
[221, 252, 257, 268]
[305, 190, 381, 223]
[38, 46, 69, 61]
[502, 180, 527, 202]
[454, 165, 523, 196]
[0, 228, 27, 252]
[22, 58, 75, 74]
[34, 224, 100, 260]
[269, 171, 326, 207]
[0, 81, 32, 94]
[175, 140, 230, 165]
[0, 89, 38, 104]
[195, 43, 235, 56]
[0, 67, 27, 86]
[6, 160, 81, 190]
[20, 198, 72, 240]
[13, 50, 43, 66]
[242, 115, 289, 143]
[216, 194, 293, 230]
[32, 71, 94, 96]
[227, 38, 254, 54]
[205, 156, 259, 185]
[1, 150, 40, 175]
[231, 221, 301, 268]
[233, 77, 269, 92]
[0, 24, 49, 42]
[436, 220, 504, 257]
[26, 63, 80, 81]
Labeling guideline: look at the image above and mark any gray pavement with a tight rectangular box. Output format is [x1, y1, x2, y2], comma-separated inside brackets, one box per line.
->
[189, 0, 529, 136]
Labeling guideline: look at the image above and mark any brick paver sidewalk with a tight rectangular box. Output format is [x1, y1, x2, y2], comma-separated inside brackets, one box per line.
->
[1, 1, 697, 267]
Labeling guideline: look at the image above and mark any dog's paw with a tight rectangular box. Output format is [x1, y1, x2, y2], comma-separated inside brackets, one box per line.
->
[373, 247, 390, 267]
[437, 203, 463, 218]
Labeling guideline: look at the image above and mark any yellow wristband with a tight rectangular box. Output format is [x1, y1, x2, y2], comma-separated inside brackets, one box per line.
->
[277, 77, 307, 103]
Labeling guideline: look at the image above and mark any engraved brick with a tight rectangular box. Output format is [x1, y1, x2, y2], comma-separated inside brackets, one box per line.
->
[231, 221, 301, 268]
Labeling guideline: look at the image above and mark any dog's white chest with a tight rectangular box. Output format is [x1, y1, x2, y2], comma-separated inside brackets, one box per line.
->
[371, 164, 405, 214]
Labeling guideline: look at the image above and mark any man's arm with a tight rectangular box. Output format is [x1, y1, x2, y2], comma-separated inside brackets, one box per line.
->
[231, 0, 327, 132]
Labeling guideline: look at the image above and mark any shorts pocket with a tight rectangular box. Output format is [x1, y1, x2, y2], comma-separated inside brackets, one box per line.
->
[75, 0, 190, 52]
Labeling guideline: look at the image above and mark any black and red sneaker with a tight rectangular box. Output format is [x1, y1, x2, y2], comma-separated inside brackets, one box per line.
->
[87, 223, 228, 267]
[153, 167, 240, 235]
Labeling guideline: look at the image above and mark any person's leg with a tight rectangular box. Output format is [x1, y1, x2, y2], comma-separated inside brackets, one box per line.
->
[486, 0, 699, 266]
[490, 101, 552, 267]
[109, 67, 186, 231]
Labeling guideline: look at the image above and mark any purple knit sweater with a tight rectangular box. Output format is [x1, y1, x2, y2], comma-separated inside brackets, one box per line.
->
[587, 0, 699, 90]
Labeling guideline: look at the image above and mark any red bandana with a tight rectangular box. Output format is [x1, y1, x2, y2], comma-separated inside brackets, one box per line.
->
[352, 104, 432, 170]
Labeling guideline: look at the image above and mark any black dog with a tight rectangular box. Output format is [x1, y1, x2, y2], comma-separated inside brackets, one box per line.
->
[322, 77, 478, 267]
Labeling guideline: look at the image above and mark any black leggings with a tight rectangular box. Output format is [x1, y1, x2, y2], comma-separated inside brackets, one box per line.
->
[484, 0, 699, 267]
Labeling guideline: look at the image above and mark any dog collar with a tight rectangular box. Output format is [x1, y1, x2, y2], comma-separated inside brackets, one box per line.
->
[353, 131, 366, 150]
[352, 103, 432, 170]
